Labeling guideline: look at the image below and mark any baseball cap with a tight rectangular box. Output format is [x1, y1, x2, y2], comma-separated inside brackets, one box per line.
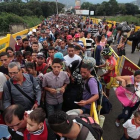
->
[74, 33, 80, 38]
[54, 52, 65, 61]
[37, 52, 45, 58]
[16, 36, 21, 40]
[67, 35, 73, 40]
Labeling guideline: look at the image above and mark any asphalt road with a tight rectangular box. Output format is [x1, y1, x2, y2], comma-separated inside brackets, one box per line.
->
[102, 44, 140, 140]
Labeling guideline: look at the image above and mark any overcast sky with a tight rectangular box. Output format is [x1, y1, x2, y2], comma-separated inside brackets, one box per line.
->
[86, 0, 132, 3]
[46, 0, 133, 6]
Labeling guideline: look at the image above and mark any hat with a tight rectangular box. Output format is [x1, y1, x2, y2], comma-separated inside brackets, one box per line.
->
[67, 35, 73, 40]
[54, 52, 65, 61]
[37, 52, 45, 58]
[16, 36, 21, 40]
[74, 33, 80, 38]
[32, 29, 36, 33]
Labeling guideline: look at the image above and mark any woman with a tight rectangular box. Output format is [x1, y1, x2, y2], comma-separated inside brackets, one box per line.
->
[6, 47, 15, 61]
[115, 70, 140, 127]
[25, 62, 43, 86]
[100, 34, 107, 49]
[117, 36, 127, 56]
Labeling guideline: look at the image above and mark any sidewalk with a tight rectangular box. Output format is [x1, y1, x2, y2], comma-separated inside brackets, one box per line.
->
[102, 43, 140, 140]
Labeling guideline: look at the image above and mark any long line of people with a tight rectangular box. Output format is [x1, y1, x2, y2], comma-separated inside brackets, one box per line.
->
[0, 15, 140, 140]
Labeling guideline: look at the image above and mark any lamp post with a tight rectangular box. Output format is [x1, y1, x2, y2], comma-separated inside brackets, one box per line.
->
[56, 0, 58, 15]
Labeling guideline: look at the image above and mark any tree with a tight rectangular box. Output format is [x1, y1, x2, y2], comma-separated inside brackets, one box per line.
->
[125, 3, 139, 15]
[81, 2, 93, 9]
[108, 0, 119, 15]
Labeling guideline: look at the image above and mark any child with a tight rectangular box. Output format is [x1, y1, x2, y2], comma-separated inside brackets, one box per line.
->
[121, 111, 140, 140]
[24, 108, 48, 140]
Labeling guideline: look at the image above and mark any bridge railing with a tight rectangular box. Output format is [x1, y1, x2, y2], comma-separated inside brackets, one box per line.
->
[0, 25, 38, 54]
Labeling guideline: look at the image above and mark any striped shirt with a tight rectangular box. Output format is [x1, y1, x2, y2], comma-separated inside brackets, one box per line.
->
[90, 28, 98, 36]
[86, 38, 95, 49]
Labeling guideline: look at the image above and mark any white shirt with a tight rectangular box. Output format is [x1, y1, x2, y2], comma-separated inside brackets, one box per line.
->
[64, 54, 82, 67]
[0, 72, 7, 110]
[123, 119, 140, 139]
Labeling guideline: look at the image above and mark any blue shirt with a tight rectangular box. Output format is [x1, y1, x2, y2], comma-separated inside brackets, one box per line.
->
[95, 45, 102, 66]
[76, 41, 84, 48]
[39, 37, 47, 43]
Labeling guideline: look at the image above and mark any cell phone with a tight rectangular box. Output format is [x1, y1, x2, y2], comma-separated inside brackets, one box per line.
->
[74, 101, 79, 104]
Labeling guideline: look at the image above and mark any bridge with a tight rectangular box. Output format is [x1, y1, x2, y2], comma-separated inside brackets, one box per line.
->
[0, 17, 140, 140]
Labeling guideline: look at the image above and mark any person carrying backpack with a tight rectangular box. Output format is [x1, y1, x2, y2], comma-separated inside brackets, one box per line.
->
[77, 63, 99, 114]
[48, 110, 103, 140]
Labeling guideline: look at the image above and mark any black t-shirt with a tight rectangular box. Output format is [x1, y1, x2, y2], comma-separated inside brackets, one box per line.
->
[0, 66, 8, 75]
[20, 46, 33, 52]
[68, 60, 82, 85]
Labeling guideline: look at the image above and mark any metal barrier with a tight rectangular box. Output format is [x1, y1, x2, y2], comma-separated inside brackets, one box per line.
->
[12, 29, 29, 39]
[118, 55, 140, 76]
[90, 102, 99, 124]
[0, 25, 39, 54]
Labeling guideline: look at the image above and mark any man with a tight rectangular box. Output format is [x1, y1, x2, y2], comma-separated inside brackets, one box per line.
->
[0, 52, 10, 76]
[36, 52, 47, 74]
[31, 42, 39, 52]
[39, 30, 47, 43]
[40, 40, 48, 58]
[63, 45, 82, 111]
[85, 32, 95, 57]
[64, 45, 82, 68]
[79, 30, 86, 49]
[19, 38, 33, 57]
[74, 33, 85, 52]
[48, 110, 96, 140]
[98, 48, 117, 97]
[78, 63, 99, 114]
[15, 36, 22, 51]
[3, 62, 41, 110]
[42, 58, 70, 116]
[0, 72, 7, 110]
[93, 35, 102, 67]
[56, 39, 68, 56]
[46, 46, 55, 67]
[3, 104, 56, 140]
[90, 24, 98, 37]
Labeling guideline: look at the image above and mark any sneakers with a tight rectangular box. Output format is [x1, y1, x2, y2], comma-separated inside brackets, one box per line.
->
[115, 120, 120, 127]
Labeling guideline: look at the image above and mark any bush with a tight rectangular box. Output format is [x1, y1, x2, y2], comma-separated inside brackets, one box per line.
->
[0, 12, 43, 32]
[106, 15, 140, 25]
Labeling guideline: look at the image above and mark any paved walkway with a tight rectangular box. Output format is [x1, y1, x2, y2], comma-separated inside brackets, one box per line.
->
[103, 43, 140, 140]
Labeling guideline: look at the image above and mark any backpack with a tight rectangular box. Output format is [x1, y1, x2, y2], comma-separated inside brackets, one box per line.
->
[69, 114, 103, 140]
[85, 77, 112, 114]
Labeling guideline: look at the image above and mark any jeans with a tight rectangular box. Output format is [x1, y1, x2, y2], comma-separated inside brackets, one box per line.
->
[85, 50, 92, 57]
[117, 101, 140, 122]
[46, 103, 62, 117]
[82, 107, 90, 114]
[120, 135, 134, 140]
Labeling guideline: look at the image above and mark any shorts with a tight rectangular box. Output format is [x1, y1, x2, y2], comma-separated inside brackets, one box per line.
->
[104, 76, 114, 89]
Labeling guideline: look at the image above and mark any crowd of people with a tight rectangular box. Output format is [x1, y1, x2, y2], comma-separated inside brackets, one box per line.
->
[0, 15, 140, 140]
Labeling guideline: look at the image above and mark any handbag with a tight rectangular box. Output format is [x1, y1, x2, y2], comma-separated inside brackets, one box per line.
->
[115, 86, 139, 107]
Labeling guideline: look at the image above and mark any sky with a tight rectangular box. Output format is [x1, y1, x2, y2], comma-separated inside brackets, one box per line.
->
[51, 0, 133, 4]
[86, 0, 133, 3]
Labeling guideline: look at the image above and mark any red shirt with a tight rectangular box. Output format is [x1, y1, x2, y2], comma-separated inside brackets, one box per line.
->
[36, 63, 47, 74]
[24, 121, 48, 140]
[15, 43, 22, 51]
